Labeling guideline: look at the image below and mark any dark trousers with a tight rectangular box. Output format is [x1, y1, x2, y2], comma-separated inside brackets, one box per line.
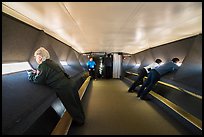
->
[105, 66, 112, 79]
[128, 68, 147, 91]
[56, 80, 85, 124]
[88, 68, 95, 79]
[137, 69, 160, 97]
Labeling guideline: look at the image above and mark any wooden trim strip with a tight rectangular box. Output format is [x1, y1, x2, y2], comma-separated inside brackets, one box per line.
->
[150, 91, 202, 130]
[124, 77, 202, 131]
[125, 71, 202, 99]
[50, 111, 72, 135]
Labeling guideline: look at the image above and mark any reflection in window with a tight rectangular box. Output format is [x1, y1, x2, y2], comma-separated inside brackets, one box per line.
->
[160, 62, 164, 66]
[135, 63, 141, 67]
[177, 62, 182, 66]
[60, 61, 67, 66]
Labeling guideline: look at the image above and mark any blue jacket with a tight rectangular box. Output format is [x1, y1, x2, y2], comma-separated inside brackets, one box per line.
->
[154, 61, 179, 76]
[87, 60, 96, 69]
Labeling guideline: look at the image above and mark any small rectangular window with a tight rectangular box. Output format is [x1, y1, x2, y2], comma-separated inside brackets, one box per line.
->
[2, 62, 32, 75]
[60, 61, 67, 66]
[135, 63, 141, 67]
[160, 62, 164, 66]
[177, 62, 182, 66]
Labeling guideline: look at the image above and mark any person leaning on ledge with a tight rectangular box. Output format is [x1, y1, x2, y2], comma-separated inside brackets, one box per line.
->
[137, 58, 180, 100]
[128, 58, 162, 92]
[28, 47, 85, 126]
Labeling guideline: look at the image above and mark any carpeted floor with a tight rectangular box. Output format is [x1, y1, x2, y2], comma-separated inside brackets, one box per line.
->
[68, 79, 192, 135]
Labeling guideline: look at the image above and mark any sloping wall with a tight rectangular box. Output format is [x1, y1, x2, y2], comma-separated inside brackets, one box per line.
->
[2, 13, 40, 63]
[2, 12, 88, 77]
[2, 12, 88, 135]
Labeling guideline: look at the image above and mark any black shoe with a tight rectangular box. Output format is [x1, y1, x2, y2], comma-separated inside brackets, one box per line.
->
[72, 120, 85, 126]
[128, 89, 133, 92]
[139, 96, 145, 100]
[140, 96, 150, 101]
[136, 94, 140, 97]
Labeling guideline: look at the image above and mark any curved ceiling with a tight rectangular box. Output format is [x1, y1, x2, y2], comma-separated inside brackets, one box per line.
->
[2, 2, 202, 54]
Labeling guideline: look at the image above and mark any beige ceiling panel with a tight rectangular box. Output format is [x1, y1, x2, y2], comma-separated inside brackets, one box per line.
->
[119, 2, 202, 53]
[148, 14, 202, 48]
[64, 2, 141, 52]
[2, 2, 202, 54]
[2, 2, 86, 52]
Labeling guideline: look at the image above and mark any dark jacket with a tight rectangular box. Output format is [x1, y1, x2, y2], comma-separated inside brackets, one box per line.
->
[28, 59, 85, 124]
[28, 59, 69, 88]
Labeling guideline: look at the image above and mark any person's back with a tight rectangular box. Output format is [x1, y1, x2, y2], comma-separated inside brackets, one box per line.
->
[128, 59, 162, 92]
[28, 47, 85, 125]
[29, 59, 70, 88]
[144, 62, 160, 73]
[154, 60, 179, 76]
[137, 57, 180, 99]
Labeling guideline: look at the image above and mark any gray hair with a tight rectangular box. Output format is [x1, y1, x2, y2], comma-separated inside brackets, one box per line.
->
[34, 47, 50, 61]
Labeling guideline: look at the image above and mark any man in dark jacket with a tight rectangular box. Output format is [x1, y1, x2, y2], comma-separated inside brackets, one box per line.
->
[28, 47, 85, 125]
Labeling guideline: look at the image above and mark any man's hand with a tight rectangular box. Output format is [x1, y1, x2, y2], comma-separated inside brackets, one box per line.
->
[32, 69, 37, 73]
[36, 70, 40, 75]
[31, 69, 40, 75]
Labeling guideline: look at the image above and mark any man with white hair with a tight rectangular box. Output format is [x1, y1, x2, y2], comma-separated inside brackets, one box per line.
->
[28, 47, 85, 125]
